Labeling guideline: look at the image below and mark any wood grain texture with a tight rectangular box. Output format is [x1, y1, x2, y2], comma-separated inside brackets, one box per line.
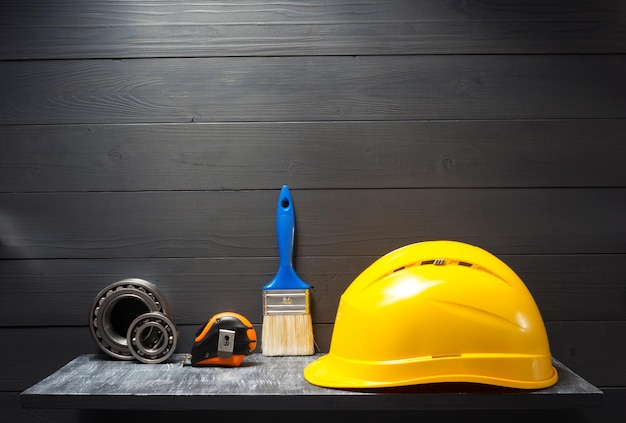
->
[547, 322, 626, 387]
[2, 55, 625, 125]
[1, 0, 624, 59]
[2, 120, 625, 193]
[1, 0, 625, 421]
[1, 189, 624, 260]
[1, 255, 624, 327]
[19, 354, 602, 410]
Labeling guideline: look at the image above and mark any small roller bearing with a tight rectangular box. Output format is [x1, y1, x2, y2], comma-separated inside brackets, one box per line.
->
[126, 312, 178, 364]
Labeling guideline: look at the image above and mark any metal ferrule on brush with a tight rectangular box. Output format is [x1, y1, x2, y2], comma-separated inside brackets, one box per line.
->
[263, 289, 310, 315]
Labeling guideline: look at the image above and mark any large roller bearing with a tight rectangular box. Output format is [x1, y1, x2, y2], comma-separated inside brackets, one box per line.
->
[88, 278, 173, 360]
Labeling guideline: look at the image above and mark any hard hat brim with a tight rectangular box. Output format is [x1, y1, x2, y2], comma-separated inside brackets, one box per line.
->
[304, 352, 558, 390]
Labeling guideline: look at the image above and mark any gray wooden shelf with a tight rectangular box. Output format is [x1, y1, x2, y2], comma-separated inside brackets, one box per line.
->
[21, 353, 603, 411]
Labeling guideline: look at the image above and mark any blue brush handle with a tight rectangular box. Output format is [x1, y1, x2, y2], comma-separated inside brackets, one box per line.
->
[263, 185, 311, 290]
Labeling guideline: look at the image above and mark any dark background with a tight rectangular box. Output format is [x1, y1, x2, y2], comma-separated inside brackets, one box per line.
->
[1, 1, 624, 422]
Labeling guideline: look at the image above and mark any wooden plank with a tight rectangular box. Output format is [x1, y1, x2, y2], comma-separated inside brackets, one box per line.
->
[0, 327, 98, 391]
[505, 255, 626, 322]
[575, 388, 626, 423]
[547, 322, 626, 387]
[2, 120, 625, 193]
[2, 56, 625, 125]
[0, 189, 624, 260]
[19, 353, 602, 411]
[1, 393, 84, 423]
[1, 0, 624, 59]
[10, 389, 626, 423]
[3, 322, 624, 392]
[0, 393, 20, 423]
[1, 254, 624, 327]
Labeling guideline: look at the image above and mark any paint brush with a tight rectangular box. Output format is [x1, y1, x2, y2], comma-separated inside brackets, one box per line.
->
[261, 185, 314, 356]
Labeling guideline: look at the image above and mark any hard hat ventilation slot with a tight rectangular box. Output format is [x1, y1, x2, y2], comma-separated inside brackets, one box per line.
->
[419, 259, 476, 268]
[421, 259, 446, 266]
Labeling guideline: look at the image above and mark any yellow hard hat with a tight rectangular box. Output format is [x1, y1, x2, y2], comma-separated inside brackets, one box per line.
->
[304, 240, 558, 389]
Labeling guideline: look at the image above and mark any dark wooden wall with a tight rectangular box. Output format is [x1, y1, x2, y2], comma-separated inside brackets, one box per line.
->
[1, 1, 624, 421]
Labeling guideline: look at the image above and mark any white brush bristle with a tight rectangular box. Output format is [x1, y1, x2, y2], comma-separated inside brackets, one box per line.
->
[261, 314, 314, 356]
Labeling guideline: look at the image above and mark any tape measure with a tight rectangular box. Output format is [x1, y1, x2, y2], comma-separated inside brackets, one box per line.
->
[184, 311, 257, 367]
